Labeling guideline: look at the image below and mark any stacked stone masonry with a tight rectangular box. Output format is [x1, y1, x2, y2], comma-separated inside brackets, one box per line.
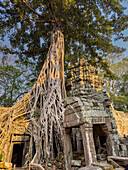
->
[64, 60, 128, 169]
[64, 87, 128, 169]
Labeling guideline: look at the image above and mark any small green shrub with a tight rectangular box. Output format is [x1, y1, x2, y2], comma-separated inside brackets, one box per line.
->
[0, 153, 3, 162]
[33, 109, 40, 118]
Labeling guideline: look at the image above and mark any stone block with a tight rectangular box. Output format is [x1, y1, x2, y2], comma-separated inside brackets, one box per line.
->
[97, 154, 107, 161]
[107, 156, 128, 167]
[79, 166, 102, 170]
[71, 160, 81, 167]
[120, 144, 127, 151]
[92, 162, 113, 170]
[112, 129, 118, 134]
[83, 102, 90, 106]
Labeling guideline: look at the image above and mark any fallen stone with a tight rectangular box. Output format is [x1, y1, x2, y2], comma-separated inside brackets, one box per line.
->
[72, 167, 79, 170]
[48, 162, 52, 166]
[92, 162, 113, 170]
[107, 157, 120, 168]
[97, 154, 107, 161]
[31, 163, 45, 170]
[79, 165, 102, 170]
[107, 156, 128, 167]
[71, 160, 81, 167]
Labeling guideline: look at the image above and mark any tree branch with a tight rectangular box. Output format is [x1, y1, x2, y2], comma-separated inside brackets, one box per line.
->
[27, 15, 55, 23]
[14, 91, 28, 102]
[22, 0, 55, 23]
[22, 0, 43, 18]
[48, 0, 58, 26]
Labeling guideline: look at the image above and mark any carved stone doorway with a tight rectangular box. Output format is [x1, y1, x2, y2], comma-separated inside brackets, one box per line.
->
[11, 143, 24, 167]
[93, 124, 107, 160]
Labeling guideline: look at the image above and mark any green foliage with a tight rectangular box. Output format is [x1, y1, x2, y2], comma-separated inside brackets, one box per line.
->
[0, 0, 128, 77]
[110, 71, 128, 112]
[33, 109, 40, 118]
[0, 57, 35, 107]
[104, 55, 128, 112]
[0, 153, 3, 162]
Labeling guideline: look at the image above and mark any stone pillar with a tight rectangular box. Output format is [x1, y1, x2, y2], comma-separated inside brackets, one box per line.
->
[106, 133, 119, 156]
[64, 128, 72, 170]
[105, 118, 118, 156]
[80, 124, 97, 166]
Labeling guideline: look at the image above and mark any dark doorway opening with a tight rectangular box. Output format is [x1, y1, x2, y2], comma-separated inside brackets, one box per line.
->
[71, 128, 85, 167]
[93, 124, 107, 156]
[71, 128, 83, 152]
[11, 143, 24, 167]
[53, 125, 58, 158]
[32, 137, 36, 159]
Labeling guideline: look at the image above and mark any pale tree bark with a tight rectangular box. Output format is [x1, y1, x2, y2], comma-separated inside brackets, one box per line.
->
[24, 28, 65, 164]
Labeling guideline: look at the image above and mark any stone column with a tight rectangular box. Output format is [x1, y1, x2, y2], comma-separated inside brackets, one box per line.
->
[105, 118, 118, 156]
[80, 124, 97, 166]
[64, 128, 72, 170]
[106, 133, 117, 156]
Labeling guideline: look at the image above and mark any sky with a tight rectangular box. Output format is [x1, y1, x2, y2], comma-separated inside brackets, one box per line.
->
[112, 1, 128, 57]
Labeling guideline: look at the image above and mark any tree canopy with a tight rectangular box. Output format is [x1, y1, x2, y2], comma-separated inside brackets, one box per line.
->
[0, 0, 128, 77]
[0, 54, 35, 107]
[104, 54, 128, 112]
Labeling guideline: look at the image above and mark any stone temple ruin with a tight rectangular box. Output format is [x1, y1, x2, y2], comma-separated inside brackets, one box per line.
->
[64, 60, 128, 169]
[0, 30, 128, 169]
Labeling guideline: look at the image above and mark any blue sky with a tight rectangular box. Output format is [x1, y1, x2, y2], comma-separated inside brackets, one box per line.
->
[112, 1, 128, 57]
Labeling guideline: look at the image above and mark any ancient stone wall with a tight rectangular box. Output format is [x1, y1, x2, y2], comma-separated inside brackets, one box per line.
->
[0, 93, 30, 162]
[66, 60, 128, 138]
[64, 87, 128, 169]
[111, 105, 128, 137]
[66, 59, 103, 91]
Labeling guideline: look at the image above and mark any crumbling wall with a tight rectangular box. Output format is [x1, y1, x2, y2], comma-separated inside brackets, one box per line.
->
[0, 94, 30, 162]
[66, 60, 128, 138]
[111, 105, 128, 137]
